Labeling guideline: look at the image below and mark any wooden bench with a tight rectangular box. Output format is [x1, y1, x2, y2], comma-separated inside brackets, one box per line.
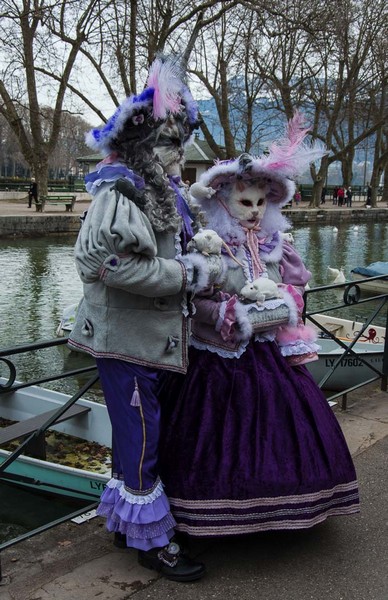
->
[283, 200, 293, 209]
[0, 403, 90, 459]
[35, 195, 77, 212]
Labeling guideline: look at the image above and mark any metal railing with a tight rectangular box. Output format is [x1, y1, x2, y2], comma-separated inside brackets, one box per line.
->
[303, 274, 388, 409]
[0, 278, 387, 573]
[0, 337, 99, 574]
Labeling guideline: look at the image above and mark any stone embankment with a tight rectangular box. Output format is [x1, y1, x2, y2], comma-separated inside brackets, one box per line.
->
[0, 194, 91, 238]
[0, 193, 388, 238]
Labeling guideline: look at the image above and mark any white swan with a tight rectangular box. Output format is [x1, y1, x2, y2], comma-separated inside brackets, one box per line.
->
[333, 268, 346, 284]
[327, 266, 340, 279]
[332, 226, 338, 233]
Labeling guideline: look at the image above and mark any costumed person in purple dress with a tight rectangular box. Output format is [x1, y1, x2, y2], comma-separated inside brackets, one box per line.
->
[159, 113, 360, 538]
[68, 57, 226, 581]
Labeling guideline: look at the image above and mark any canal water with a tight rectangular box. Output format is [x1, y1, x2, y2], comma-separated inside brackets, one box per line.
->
[1, 221, 387, 351]
[0, 221, 387, 542]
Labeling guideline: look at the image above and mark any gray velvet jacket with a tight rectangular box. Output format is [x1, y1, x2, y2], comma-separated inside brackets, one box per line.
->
[68, 182, 191, 373]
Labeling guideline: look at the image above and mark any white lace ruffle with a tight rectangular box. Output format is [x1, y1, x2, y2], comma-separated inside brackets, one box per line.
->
[254, 331, 277, 342]
[248, 298, 286, 312]
[279, 340, 320, 357]
[215, 300, 227, 332]
[105, 477, 164, 505]
[174, 231, 182, 255]
[175, 233, 191, 316]
[190, 336, 249, 359]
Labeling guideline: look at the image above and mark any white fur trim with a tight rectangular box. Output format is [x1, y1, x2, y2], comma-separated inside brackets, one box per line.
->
[280, 289, 299, 326]
[234, 301, 253, 340]
[178, 253, 210, 292]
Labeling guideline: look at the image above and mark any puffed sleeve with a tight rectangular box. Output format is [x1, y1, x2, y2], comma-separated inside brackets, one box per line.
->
[74, 186, 185, 297]
[279, 241, 311, 289]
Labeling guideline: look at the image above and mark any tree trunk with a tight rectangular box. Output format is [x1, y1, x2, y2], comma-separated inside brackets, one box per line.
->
[341, 151, 354, 187]
[33, 157, 49, 199]
[310, 178, 324, 207]
[382, 165, 388, 205]
[369, 168, 380, 208]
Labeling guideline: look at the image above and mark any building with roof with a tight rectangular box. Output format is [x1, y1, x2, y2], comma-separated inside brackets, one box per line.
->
[76, 134, 219, 184]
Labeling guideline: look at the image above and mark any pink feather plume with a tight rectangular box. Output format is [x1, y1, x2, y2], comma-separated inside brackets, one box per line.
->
[147, 58, 183, 119]
[265, 111, 327, 177]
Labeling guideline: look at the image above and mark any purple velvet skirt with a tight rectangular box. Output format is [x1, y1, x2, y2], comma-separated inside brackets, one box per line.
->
[159, 341, 359, 537]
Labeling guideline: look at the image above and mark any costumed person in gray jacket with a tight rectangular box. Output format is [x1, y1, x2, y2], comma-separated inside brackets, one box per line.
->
[159, 113, 360, 538]
[68, 57, 224, 582]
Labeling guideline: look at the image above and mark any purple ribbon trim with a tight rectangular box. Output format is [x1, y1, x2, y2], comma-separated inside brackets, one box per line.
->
[85, 165, 145, 189]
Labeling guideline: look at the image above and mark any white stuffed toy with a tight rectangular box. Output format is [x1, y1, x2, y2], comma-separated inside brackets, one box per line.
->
[187, 229, 244, 267]
[190, 183, 216, 201]
[187, 229, 223, 256]
[240, 278, 283, 306]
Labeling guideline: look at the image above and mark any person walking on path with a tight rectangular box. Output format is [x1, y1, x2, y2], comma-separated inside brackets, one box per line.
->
[346, 186, 353, 207]
[366, 184, 372, 207]
[28, 177, 38, 208]
[332, 186, 338, 205]
[68, 56, 224, 582]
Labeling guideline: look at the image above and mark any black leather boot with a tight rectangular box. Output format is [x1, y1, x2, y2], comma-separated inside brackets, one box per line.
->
[113, 532, 127, 548]
[138, 541, 205, 582]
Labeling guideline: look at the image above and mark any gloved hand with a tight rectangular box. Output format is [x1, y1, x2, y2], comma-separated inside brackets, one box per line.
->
[177, 252, 225, 294]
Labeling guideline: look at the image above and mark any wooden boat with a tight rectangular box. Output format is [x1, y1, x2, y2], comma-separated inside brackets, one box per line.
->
[350, 261, 388, 295]
[0, 379, 111, 501]
[306, 314, 386, 391]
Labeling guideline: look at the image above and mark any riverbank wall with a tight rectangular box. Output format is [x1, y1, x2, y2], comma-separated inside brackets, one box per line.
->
[284, 206, 388, 225]
[1, 198, 388, 238]
[0, 214, 82, 237]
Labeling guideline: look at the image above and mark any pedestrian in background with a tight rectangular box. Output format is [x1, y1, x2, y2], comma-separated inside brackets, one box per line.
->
[294, 189, 301, 206]
[346, 186, 353, 207]
[28, 177, 38, 208]
[366, 184, 372, 207]
[332, 186, 338, 205]
[337, 186, 345, 206]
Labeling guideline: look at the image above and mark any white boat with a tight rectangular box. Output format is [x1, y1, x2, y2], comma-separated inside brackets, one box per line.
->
[0, 379, 111, 500]
[306, 313, 386, 391]
[311, 313, 386, 344]
[306, 338, 385, 391]
[350, 261, 388, 295]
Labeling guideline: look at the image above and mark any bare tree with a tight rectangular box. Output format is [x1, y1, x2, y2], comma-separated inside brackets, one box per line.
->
[0, 0, 108, 195]
[240, 0, 388, 206]
[0, 0, 237, 193]
[56, 0, 238, 122]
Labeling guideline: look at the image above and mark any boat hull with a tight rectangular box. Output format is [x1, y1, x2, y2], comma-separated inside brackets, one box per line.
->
[306, 338, 384, 391]
[0, 450, 109, 500]
[0, 379, 111, 500]
[350, 274, 388, 295]
[350, 261, 388, 295]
